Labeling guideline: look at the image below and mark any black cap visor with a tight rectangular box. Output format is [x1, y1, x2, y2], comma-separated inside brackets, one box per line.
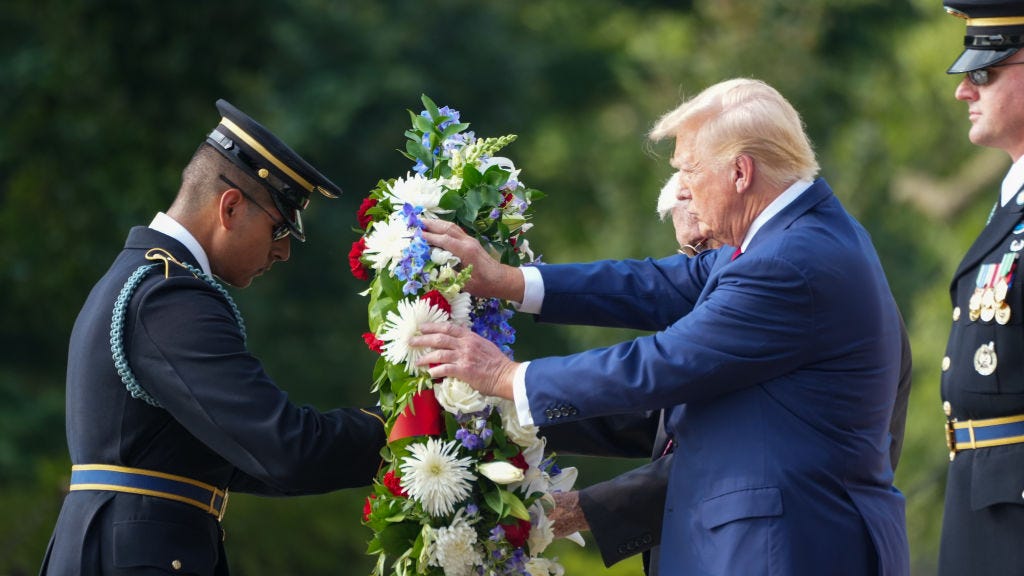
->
[948, 46, 1020, 73]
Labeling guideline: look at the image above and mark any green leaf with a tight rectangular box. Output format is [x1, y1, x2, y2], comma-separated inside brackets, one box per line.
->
[461, 164, 482, 188]
[441, 122, 471, 139]
[405, 139, 431, 166]
[420, 95, 440, 119]
[411, 113, 435, 134]
[481, 165, 509, 188]
[377, 521, 421, 563]
[438, 190, 464, 212]
[501, 490, 531, 521]
[483, 487, 505, 516]
[457, 189, 484, 225]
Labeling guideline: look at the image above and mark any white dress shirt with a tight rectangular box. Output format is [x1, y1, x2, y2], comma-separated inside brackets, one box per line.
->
[149, 212, 212, 277]
[1001, 156, 1024, 207]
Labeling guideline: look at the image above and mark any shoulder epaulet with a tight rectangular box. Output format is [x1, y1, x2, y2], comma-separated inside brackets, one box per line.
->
[109, 247, 247, 408]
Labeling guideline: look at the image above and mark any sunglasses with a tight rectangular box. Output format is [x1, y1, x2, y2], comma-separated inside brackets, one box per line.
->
[966, 61, 1024, 86]
[219, 175, 292, 241]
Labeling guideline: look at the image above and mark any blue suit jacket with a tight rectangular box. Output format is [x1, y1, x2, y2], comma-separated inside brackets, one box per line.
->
[525, 179, 908, 575]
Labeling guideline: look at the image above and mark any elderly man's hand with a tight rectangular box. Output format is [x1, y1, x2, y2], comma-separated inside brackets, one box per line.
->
[421, 219, 525, 302]
[412, 322, 518, 399]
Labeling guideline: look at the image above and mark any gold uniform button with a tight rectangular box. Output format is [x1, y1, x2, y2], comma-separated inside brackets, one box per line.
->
[953, 306, 961, 321]
[943, 401, 952, 416]
[942, 356, 951, 372]
[171, 560, 182, 571]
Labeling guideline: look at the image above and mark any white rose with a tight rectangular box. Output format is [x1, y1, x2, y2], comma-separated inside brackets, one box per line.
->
[435, 377, 491, 415]
[477, 461, 525, 485]
[431, 247, 460, 267]
[499, 400, 542, 450]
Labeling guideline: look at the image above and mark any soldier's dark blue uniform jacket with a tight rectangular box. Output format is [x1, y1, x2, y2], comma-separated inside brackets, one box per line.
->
[39, 226, 386, 575]
[939, 196, 1024, 575]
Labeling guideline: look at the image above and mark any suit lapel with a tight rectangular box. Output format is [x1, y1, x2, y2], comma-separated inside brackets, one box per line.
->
[952, 197, 1024, 288]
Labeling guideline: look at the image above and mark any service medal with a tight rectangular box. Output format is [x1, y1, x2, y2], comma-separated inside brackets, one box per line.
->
[995, 278, 1009, 303]
[974, 341, 997, 376]
[981, 302, 996, 323]
[970, 305, 981, 322]
[996, 302, 1012, 325]
[969, 289, 983, 314]
[982, 287, 996, 309]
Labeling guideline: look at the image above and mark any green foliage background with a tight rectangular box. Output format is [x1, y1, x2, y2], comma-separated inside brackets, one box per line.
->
[0, 1, 991, 574]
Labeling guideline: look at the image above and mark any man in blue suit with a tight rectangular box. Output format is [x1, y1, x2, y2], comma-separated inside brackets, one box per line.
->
[414, 78, 909, 575]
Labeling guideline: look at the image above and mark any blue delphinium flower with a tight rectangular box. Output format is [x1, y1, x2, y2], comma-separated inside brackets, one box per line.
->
[393, 204, 432, 295]
[489, 525, 505, 542]
[455, 428, 484, 451]
[470, 298, 516, 358]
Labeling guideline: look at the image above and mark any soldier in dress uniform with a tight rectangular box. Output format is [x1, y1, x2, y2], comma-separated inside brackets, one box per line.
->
[940, 2, 1024, 574]
[38, 99, 386, 575]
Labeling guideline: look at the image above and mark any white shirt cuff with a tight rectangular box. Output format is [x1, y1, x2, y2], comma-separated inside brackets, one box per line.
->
[512, 361, 535, 426]
[515, 266, 544, 314]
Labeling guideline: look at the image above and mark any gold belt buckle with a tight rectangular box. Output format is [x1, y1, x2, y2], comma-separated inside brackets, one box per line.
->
[946, 419, 958, 461]
[218, 489, 229, 522]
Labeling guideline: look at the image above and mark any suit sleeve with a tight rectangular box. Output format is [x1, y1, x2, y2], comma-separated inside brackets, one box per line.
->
[541, 412, 659, 458]
[578, 454, 671, 567]
[527, 253, 816, 423]
[132, 276, 385, 494]
[888, 313, 912, 472]
[535, 251, 716, 330]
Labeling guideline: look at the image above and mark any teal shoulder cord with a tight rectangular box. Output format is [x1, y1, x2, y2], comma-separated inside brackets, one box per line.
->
[109, 252, 246, 408]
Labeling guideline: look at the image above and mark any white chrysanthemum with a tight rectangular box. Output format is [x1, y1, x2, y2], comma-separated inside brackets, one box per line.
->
[385, 173, 451, 219]
[498, 399, 543, 450]
[363, 217, 413, 271]
[425, 508, 483, 576]
[378, 299, 450, 373]
[447, 291, 472, 327]
[524, 557, 565, 576]
[399, 438, 475, 517]
[435, 377, 491, 415]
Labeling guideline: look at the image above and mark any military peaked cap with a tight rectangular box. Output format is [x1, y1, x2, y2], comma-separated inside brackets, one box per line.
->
[945, 0, 1024, 73]
[206, 99, 342, 242]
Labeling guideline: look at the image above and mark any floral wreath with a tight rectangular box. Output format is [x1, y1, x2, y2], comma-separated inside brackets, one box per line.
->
[350, 96, 579, 576]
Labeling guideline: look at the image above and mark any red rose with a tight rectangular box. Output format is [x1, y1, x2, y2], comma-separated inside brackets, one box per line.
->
[383, 470, 408, 497]
[357, 197, 378, 229]
[420, 289, 451, 314]
[349, 237, 370, 281]
[362, 494, 376, 522]
[502, 518, 532, 548]
[362, 332, 384, 354]
[509, 451, 529, 471]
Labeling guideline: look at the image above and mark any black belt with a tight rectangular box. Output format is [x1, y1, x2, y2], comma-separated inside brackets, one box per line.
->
[70, 464, 228, 520]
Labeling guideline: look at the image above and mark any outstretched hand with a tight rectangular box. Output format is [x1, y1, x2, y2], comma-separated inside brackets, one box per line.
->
[412, 322, 518, 399]
[421, 219, 525, 302]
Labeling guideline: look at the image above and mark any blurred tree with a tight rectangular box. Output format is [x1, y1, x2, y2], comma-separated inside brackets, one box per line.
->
[0, 0, 990, 574]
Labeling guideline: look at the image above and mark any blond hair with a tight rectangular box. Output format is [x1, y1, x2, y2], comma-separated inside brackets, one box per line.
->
[649, 79, 819, 190]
